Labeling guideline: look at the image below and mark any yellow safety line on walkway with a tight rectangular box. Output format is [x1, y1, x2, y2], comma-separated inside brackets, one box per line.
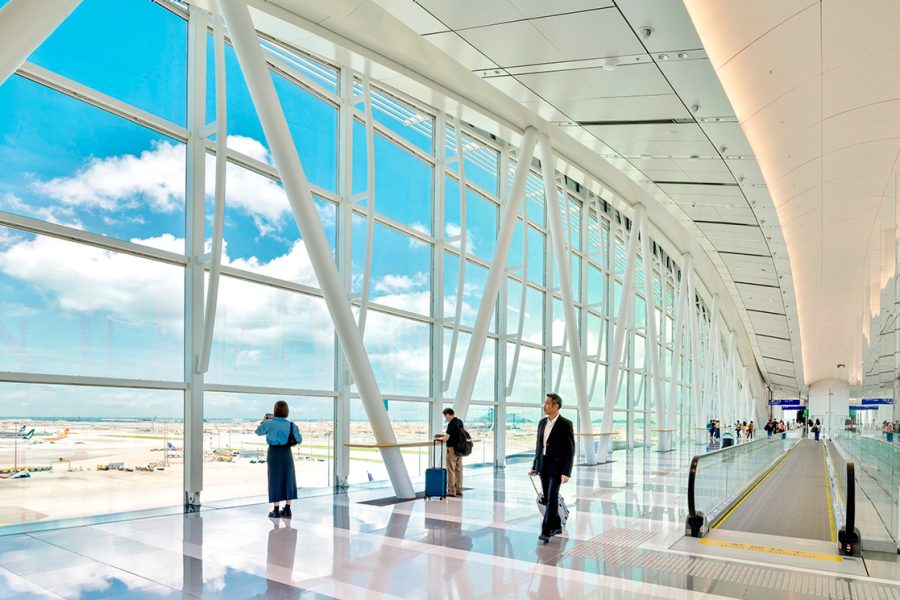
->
[711, 440, 801, 529]
[823, 443, 837, 543]
[698, 538, 842, 562]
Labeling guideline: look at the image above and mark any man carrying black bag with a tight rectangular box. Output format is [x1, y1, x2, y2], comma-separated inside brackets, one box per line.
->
[529, 393, 575, 543]
[434, 408, 469, 497]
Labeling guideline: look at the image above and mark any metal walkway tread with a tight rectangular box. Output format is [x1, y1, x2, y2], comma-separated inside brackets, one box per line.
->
[715, 439, 834, 541]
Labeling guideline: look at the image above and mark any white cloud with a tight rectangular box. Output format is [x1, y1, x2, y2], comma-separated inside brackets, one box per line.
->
[373, 273, 427, 294]
[32, 140, 184, 212]
[0, 192, 82, 228]
[24, 136, 332, 236]
[0, 231, 435, 392]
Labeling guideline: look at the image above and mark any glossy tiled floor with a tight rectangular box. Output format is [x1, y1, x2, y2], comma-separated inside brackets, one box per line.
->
[1, 447, 898, 599]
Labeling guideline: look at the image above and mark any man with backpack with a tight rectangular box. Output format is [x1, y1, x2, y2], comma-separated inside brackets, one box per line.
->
[434, 407, 471, 497]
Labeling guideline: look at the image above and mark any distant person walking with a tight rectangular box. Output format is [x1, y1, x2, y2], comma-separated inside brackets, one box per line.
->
[813, 418, 821, 442]
[529, 393, 575, 543]
[434, 408, 466, 497]
[256, 400, 302, 518]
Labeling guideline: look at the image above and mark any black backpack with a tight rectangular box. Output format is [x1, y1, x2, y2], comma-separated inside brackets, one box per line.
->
[455, 426, 473, 456]
[287, 422, 301, 447]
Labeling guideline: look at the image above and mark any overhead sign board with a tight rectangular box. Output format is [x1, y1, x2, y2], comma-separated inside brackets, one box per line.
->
[861, 398, 893, 405]
[769, 399, 803, 406]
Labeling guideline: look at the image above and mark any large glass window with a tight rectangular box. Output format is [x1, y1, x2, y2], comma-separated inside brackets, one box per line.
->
[30, 0, 187, 125]
[206, 276, 334, 390]
[202, 393, 334, 502]
[0, 384, 183, 522]
[0, 75, 186, 242]
[0, 228, 183, 380]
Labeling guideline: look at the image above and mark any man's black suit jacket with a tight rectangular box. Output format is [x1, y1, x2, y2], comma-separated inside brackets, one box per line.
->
[532, 415, 575, 477]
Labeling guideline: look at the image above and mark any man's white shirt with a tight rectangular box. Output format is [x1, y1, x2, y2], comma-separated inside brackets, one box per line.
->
[542, 414, 559, 456]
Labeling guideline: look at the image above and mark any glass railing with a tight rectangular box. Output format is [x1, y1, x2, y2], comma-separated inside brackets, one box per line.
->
[832, 431, 899, 551]
[686, 433, 797, 536]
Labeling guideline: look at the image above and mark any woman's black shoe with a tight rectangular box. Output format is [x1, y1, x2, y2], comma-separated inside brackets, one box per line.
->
[268, 508, 281, 518]
[281, 506, 292, 518]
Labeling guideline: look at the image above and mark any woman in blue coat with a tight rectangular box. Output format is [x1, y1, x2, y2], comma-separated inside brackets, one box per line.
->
[256, 400, 302, 518]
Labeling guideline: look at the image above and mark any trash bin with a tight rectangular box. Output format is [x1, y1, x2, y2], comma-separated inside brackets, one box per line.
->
[722, 432, 734, 448]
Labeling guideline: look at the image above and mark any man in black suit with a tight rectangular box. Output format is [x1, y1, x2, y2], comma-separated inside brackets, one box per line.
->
[529, 393, 575, 543]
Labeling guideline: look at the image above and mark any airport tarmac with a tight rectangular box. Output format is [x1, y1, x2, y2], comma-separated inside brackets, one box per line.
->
[0, 418, 507, 527]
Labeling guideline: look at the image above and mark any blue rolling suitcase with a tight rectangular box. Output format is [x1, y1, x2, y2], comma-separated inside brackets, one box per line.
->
[424, 439, 447, 499]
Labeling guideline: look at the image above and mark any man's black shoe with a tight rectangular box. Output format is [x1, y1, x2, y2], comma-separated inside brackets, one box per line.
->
[281, 506, 292, 518]
[549, 528, 563, 536]
[268, 508, 281, 518]
[538, 534, 550, 544]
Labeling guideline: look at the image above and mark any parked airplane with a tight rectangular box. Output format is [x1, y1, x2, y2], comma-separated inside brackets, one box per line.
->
[0, 428, 35, 440]
[38, 428, 70, 442]
[167, 442, 183, 452]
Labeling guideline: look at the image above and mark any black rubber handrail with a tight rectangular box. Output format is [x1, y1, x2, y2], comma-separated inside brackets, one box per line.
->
[837, 458, 861, 556]
[846, 460, 855, 534]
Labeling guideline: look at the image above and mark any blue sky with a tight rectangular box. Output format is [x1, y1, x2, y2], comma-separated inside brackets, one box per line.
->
[0, 0, 534, 421]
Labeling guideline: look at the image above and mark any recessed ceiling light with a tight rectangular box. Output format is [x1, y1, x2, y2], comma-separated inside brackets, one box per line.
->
[640, 26, 654, 38]
[658, 53, 670, 60]
[678, 52, 689, 59]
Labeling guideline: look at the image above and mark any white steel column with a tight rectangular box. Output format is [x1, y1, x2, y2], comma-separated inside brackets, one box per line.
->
[600, 205, 644, 461]
[538, 134, 596, 464]
[666, 255, 690, 443]
[0, 0, 81, 86]
[183, 5, 207, 508]
[638, 213, 666, 452]
[197, 9, 227, 374]
[702, 295, 719, 438]
[216, 0, 414, 498]
[454, 127, 538, 420]
[724, 332, 736, 428]
[333, 66, 355, 489]
[687, 267, 705, 444]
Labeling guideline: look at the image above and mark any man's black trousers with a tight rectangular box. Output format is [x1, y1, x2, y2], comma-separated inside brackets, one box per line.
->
[539, 467, 563, 536]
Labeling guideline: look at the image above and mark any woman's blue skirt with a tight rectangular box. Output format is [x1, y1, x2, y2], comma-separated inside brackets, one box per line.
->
[267, 445, 297, 503]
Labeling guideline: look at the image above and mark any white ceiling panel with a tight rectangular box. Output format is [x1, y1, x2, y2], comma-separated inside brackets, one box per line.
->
[413, 0, 520, 29]
[529, 9, 645, 61]
[748, 311, 791, 339]
[551, 94, 690, 122]
[584, 122, 713, 157]
[736, 282, 784, 314]
[511, 0, 615, 19]
[764, 357, 796, 377]
[422, 32, 498, 70]
[514, 63, 670, 103]
[757, 336, 794, 359]
[696, 222, 769, 254]
[658, 58, 736, 119]
[721, 254, 779, 287]
[700, 122, 754, 156]
[458, 20, 565, 67]
[616, 0, 704, 53]
[483, 75, 545, 103]
[373, 0, 448, 34]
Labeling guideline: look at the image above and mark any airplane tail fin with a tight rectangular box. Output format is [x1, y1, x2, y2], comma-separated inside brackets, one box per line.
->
[23, 429, 35, 440]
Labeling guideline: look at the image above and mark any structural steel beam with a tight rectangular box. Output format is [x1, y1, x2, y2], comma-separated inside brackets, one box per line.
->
[600, 204, 644, 461]
[454, 127, 538, 420]
[638, 211, 666, 451]
[539, 134, 597, 464]
[216, 0, 414, 498]
[0, 0, 81, 87]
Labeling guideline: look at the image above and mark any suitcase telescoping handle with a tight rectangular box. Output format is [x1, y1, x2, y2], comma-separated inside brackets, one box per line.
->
[529, 472, 542, 498]
[432, 438, 444, 469]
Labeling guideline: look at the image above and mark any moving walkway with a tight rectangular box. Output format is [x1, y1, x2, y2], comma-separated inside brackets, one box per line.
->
[685, 435, 861, 557]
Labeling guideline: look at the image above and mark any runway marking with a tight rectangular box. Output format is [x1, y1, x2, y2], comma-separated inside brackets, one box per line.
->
[698, 538, 842, 562]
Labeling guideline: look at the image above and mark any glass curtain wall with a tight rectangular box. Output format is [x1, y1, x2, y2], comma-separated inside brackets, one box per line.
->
[0, 0, 727, 527]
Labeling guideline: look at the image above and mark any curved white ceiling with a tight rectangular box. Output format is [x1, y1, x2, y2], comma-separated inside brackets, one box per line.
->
[683, 0, 900, 386]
